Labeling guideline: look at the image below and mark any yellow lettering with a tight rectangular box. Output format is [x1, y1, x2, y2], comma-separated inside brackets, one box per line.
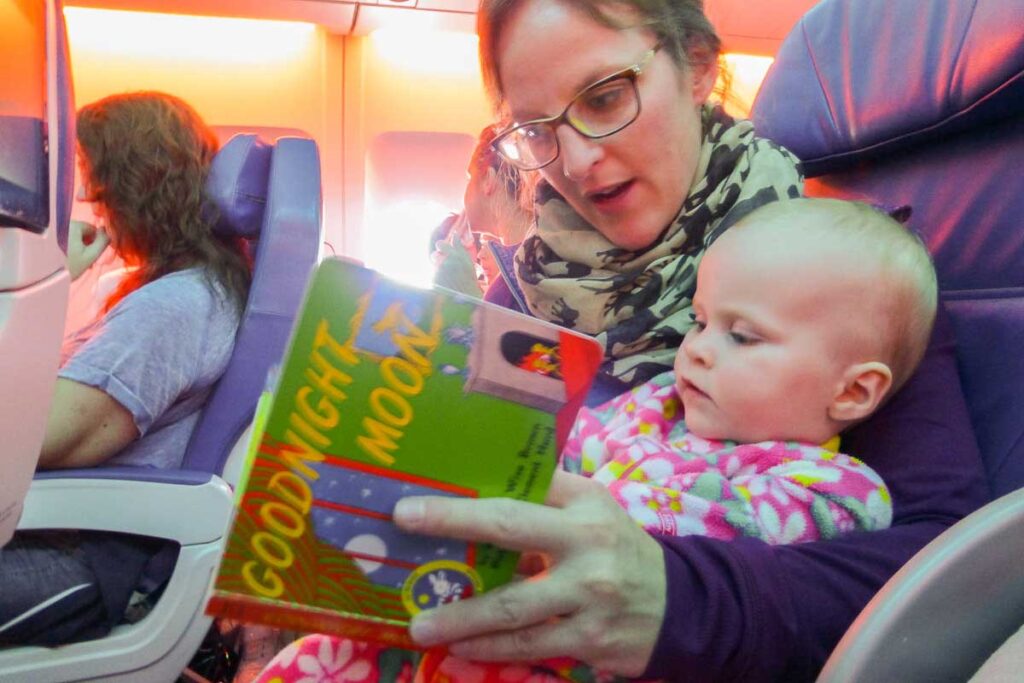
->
[356, 417, 401, 465]
[312, 319, 359, 367]
[305, 349, 354, 403]
[281, 429, 326, 480]
[253, 531, 294, 569]
[287, 411, 330, 450]
[296, 386, 339, 431]
[370, 387, 412, 427]
[242, 560, 284, 598]
[260, 501, 306, 539]
[268, 470, 313, 515]
[380, 356, 423, 396]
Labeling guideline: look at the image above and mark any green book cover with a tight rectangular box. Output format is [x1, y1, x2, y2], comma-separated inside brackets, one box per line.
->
[207, 257, 603, 648]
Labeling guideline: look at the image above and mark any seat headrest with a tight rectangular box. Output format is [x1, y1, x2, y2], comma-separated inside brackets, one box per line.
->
[751, 0, 1024, 176]
[206, 133, 272, 238]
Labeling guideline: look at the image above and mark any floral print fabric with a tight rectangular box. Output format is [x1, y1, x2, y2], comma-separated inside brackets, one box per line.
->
[562, 371, 892, 542]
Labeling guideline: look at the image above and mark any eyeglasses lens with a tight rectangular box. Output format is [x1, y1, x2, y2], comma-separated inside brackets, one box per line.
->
[500, 76, 640, 170]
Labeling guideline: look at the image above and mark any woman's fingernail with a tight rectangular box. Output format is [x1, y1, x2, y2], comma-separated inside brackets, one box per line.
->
[409, 611, 437, 644]
[394, 498, 424, 527]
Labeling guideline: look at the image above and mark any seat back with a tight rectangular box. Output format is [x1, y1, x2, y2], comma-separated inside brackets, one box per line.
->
[182, 133, 323, 474]
[751, 0, 1024, 496]
[750, 1, 1024, 680]
[0, 0, 75, 545]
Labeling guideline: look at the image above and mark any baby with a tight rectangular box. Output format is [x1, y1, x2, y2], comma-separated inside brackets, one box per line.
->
[562, 197, 938, 545]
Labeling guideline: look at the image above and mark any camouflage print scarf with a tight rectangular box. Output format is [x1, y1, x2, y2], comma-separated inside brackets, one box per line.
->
[515, 105, 804, 385]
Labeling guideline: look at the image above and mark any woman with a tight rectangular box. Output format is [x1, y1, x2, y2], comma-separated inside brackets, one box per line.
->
[433, 123, 531, 296]
[42, 90, 249, 470]
[393, 1, 987, 681]
[463, 122, 531, 247]
[252, 1, 986, 680]
[0, 91, 250, 645]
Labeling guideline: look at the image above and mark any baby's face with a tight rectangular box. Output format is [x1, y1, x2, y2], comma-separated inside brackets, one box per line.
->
[674, 226, 863, 444]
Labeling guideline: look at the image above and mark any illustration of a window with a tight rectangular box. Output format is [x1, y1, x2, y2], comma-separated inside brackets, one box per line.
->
[466, 305, 568, 413]
[308, 455, 477, 589]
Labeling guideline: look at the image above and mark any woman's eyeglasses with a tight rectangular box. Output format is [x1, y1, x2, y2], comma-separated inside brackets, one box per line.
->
[491, 45, 660, 172]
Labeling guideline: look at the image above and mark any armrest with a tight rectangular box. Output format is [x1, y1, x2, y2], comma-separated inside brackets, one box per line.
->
[18, 470, 235, 545]
[34, 466, 216, 485]
[819, 487, 1024, 683]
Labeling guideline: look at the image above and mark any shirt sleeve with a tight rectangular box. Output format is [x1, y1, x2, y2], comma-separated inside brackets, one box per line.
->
[58, 277, 215, 435]
[642, 306, 990, 682]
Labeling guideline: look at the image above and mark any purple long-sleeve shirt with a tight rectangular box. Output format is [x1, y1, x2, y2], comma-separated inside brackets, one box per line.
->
[486, 275, 990, 682]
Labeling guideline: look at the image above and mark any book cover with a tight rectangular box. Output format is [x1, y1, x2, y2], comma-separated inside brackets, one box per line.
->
[206, 257, 603, 648]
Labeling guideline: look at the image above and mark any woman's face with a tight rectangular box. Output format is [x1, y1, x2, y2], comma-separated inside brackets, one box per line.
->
[495, 0, 717, 251]
[463, 164, 492, 234]
[75, 152, 115, 247]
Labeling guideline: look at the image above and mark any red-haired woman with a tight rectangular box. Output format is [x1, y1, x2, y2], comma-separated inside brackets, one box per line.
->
[0, 91, 250, 646]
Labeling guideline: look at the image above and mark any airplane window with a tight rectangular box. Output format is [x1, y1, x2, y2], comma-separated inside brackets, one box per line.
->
[364, 131, 476, 287]
[0, 0, 49, 232]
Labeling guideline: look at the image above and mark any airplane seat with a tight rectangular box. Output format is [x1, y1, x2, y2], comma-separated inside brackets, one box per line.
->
[0, 0, 75, 548]
[750, 0, 1024, 681]
[0, 133, 323, 682]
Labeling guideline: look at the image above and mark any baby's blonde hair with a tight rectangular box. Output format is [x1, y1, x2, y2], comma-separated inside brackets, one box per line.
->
[728, 198, 938, 392]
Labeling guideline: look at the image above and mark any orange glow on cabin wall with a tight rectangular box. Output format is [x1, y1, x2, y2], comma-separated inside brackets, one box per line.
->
[362, 30, 489, 139]
[343, 30, 492, 266]
[62, 7, 344, 244]
[718, 53, 775, 118]
[63, 9, 323, 122]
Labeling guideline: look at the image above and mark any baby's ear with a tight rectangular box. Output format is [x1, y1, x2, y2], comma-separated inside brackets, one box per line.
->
[829, 362, 893, 423]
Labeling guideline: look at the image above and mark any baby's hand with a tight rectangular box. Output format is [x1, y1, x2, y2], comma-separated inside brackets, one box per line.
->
[67, 220, 110, 280]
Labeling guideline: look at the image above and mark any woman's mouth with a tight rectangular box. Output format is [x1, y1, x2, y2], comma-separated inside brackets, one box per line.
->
[587, 180, 634, 210]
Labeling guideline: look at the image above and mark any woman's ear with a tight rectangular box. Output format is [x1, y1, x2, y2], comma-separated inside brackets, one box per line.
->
[828, 362, 893, 423]
[481, 166, 499, 197]
[687, 48, 719, 104]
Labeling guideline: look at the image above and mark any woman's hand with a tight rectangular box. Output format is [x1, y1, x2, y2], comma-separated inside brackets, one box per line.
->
[67, 219, 110, 281]
[393, 470, 668, 677]
[432, 239, 483, 297]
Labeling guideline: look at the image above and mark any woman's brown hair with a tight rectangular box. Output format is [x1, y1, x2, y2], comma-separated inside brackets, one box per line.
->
[477, 0, 722, 112]
[77, 91, 251, 312]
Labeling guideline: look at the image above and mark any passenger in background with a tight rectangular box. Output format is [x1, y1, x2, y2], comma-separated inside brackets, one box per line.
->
[0, 91, 250, 646]
[432, 124, 531, 297]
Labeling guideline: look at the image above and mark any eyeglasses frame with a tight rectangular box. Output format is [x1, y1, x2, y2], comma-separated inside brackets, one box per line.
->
[490, 44, 661, 171]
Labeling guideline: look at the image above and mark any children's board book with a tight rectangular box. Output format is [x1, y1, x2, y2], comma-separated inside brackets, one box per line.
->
[206, 257, 604, 648]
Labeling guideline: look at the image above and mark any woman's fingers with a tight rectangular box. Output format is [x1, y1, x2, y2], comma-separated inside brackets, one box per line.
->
[67, 220, 110, 280]
[545, 468, 602, 507]
[396, 474, 668, 676]
[394, 495, 576, 556]
[409, 571, 579, 647]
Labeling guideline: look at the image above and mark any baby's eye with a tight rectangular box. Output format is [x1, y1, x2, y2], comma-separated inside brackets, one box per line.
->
[729, 331, 756, 345]
[688, 312, 706, 331]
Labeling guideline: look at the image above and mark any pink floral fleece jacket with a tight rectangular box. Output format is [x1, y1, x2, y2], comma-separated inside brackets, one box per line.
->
[562, 370, 892, 543]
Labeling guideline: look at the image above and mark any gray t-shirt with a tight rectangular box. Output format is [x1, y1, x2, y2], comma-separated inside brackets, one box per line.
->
[60, 268, 241, 469]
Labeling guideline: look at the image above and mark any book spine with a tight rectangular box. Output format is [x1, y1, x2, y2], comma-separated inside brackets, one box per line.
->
[206, 593, 418, 650]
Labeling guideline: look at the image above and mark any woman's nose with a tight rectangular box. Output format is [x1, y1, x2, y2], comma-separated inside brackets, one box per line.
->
[556, 126, 603, 182]
[75, 184, 86, 201]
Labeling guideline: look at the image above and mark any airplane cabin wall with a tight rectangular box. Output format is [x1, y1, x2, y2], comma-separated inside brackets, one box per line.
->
[60, 3, 801, 289]
[341, 30, 491, 281]
[62, 7, 492, 282]
[63, 7, 346, 251]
